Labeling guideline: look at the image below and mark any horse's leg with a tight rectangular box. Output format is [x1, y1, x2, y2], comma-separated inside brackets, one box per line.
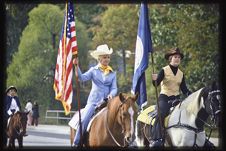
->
[18, 136, 23, 148]
[144, 124, 151, 147]
[12, 138, 15, 148]
[8, 138, 12, 148]
[70, 127, 75, 146]
[135, 120, 145, 147]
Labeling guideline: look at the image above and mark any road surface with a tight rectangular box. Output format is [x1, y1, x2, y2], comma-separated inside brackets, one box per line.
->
[12, 124, 220, 149]
[21, 124, 71, 148]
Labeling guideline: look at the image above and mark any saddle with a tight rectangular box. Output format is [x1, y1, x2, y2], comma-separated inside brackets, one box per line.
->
[137, 105, 159, 126]
[137, 99, 181, 127]
[94, 98, 108, 114]
[68, 98, 109, 131]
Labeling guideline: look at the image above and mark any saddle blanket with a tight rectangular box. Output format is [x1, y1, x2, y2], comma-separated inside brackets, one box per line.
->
[137, 105, 169, 127]
[68, 108, 85, 130]
[68, 107, 107, 131]
[137, 105, 156, 125]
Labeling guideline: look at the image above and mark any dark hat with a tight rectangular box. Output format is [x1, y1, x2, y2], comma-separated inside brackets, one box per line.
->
[164, 47, 184, 60]
[6, 86, 17, 93]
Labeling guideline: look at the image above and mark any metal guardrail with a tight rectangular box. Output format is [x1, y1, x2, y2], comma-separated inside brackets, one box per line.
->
[45, 110, 76, 125]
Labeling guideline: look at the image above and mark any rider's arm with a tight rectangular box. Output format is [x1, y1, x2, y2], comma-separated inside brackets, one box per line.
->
[152, 69, 164, 86]
[108, 72, 117, 98]
[77, 66, 93, 81]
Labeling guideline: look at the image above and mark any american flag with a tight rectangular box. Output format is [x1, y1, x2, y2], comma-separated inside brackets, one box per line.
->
[53, 1, 78, 115]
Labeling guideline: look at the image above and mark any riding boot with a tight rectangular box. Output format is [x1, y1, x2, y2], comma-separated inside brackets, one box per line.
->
[149, 119, 165, 148]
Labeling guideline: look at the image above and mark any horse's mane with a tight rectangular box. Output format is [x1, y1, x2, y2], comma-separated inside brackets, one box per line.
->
[9, 112, 21, 127]
[178, 87, 205, 115]
[107, 96, 121, 118]
[87, 96, 121, 131]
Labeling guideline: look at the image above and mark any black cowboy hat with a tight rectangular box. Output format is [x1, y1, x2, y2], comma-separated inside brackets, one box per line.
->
[6, 86, 17, 93]
[164, 47, 184, 60]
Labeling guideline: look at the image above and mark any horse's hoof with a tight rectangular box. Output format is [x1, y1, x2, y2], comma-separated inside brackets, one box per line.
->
[23, 134, 28, 137]
[71, 144, 78, 148]
[149, 139, 164, 148]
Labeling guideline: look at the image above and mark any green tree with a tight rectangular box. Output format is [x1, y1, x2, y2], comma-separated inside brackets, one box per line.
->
[92, 4, 139, 92]
[5, 3, 37, 66]
[6, 4, 91, 120]
[149, 4, 219, 91]
[90, 4, 219, 106]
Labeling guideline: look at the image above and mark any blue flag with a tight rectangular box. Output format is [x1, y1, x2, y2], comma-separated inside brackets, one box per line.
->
[131, 2, 152, 109]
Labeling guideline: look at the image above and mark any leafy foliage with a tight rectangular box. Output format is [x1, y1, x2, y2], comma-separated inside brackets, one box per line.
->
[6, 4, 91, 119]
[5, 3, 37, 66]
[6, 3, 220, 119]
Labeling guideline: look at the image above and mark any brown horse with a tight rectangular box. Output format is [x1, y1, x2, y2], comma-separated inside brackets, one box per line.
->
[7, 111, 29, 148]
[70, 92, 138, 147]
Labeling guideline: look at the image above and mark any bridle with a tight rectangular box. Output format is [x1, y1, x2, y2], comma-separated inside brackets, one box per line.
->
[166, 88, 221, 147]
[105, 97, 132, 147]
[206, 90, 221, 123]
[203, 89, 221, 140]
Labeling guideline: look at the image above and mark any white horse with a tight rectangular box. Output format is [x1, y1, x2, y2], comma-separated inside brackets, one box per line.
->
[135, 82, 221, 148]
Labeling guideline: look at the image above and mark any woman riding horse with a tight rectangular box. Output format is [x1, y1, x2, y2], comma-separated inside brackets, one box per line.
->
[88, 92, 138, 147]
[72, 44, 117, 147]
[150, 48, 214, 147]
[150, 48, 192, 147]
[135, 81, 221, 148]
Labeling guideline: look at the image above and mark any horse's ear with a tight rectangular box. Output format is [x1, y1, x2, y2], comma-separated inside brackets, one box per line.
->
[131, 92, 139, 102]
[119, 92, 125, 103]
[135, 92, 139, 101]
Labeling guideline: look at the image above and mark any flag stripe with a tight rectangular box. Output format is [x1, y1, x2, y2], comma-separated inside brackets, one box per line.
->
[53, 1, 77, 115]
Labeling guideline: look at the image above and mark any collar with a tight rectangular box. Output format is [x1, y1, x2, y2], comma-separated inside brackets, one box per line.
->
[98, 63, 113, 75]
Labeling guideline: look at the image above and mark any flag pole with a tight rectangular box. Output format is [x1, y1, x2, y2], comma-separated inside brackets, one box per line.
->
[73, 56, 83, 147]
[151, 53, 164, 139]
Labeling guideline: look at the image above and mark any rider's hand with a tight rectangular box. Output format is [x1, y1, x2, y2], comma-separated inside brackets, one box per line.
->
[73, 58, 78, 65]
[107, 94, 113, 100]
[152, 74, 157, 81]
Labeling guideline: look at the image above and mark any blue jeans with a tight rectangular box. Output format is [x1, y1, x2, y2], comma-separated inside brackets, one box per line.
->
[73, 104, 96, 145]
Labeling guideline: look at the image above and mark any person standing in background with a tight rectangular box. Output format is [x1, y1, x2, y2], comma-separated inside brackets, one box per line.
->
[32, 101, 39, 126]
[25, 99, 33, 126]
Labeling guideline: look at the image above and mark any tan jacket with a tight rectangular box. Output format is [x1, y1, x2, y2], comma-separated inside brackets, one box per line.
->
[160, 65, 183, 96]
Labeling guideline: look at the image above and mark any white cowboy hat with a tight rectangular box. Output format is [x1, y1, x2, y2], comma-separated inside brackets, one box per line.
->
[90, 44, 113, 60]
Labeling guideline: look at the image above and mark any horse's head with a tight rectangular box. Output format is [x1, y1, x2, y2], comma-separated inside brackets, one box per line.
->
[117, 92, 138, 146]
[203, 82, 221, 127]
[13, 111, 29, 136]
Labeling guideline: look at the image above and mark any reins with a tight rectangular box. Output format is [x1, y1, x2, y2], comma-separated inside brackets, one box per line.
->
[105, 98, 128, 147]
[166, 88, 220, 147]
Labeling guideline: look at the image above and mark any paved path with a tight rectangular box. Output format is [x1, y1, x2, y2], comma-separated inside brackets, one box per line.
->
[13, 124, 219, 148]
[22, 124, 71, 148]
